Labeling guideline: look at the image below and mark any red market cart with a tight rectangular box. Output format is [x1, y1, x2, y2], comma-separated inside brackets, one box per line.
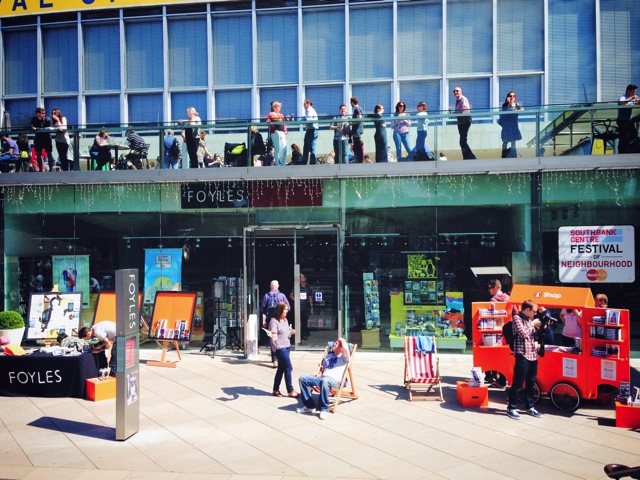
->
[472, 284, 630, 411]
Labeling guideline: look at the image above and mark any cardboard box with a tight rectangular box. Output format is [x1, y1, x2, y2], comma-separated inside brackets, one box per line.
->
[456, 380, 489, 408]
[86, 376, 116, 401]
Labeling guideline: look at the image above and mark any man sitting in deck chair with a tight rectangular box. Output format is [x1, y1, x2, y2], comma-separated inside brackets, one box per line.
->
[297, 337, 350, 420]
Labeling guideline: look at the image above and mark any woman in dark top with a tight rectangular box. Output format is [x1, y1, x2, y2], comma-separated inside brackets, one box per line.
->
[290, 143, 303, 165]
[373, 104, 388, 163]
[499, 91, 523, 158]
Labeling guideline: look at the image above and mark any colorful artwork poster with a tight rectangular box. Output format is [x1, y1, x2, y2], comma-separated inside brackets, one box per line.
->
[406, 253, 437, 279]
[144, 249, 182, 304]
[52, 255, 90, 308]
[26, 292, 83, 340]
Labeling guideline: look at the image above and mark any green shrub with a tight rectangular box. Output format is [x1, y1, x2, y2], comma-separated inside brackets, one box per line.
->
[0, 310, 25, 330]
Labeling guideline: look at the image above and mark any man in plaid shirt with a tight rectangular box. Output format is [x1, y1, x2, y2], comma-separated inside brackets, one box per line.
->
[507, 299, 543, 420]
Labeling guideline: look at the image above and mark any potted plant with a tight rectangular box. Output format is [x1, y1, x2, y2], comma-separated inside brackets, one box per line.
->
[0, 310, 26, 345]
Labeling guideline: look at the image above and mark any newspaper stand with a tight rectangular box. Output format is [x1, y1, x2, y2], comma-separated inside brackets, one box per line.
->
[472, 284, 631, 411]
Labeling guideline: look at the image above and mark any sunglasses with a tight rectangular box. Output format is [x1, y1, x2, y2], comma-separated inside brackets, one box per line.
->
[453, 90, 461, 93]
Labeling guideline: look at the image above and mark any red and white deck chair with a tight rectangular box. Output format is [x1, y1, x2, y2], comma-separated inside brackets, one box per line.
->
[404, 335, 443, 401]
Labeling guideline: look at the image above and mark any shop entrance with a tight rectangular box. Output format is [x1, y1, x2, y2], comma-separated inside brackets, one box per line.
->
[243, 225, 341, 350]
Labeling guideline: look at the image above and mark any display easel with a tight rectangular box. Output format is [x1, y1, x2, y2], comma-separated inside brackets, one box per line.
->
[147, 340, 182, 368]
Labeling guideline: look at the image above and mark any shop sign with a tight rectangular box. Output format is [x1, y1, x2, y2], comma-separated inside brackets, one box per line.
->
[1, 0, 203, 18]
[558, 225, 635, 283]
[181, 181, 322, 209]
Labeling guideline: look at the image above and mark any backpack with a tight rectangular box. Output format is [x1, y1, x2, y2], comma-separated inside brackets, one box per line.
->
[502, 321, 515, 351]
[265, 292, 278, 319]
[169, 139, 180, 157]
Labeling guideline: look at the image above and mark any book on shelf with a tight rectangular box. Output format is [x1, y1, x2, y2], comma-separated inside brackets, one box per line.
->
[605, 309, 621, 325]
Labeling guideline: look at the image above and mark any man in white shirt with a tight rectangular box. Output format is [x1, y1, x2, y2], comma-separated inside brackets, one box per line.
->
[79, 321, 117, 375]
[296, 337, 350, 420]
[302, 98, 319, 165]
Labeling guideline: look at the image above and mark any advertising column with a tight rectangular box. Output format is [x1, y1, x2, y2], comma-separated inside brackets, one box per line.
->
[115, 269, 140, 441]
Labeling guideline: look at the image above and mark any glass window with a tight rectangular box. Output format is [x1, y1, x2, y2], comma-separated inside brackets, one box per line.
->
[3, 29, 37, 95]
[125, 20, 163, 89]
[216, 90, 252, 121]
[497, 0, 543, 72]
[259, 87, 297, 119]
[257, 12, 298, 85]
[350, 6, 393, 80]
[128, 93, 163, 124]
[168, 17, 208, 88]
[171, 92, 207, 123]
[400, 81, 441, 114]
[549, 0, 596, 104]
[3, 99, 36, 127]
[84, 23, 120, 91]
[303, 9, 345, 82]
[600, 0, 640, 101]
[212, 14, 253, 86]
[447, 0, 492, 74]
[42, 26, 79, 93]
[499, 75, 542, 109]
[304, 86, 344, 118]
[397, 2, 442, 77]
[86, 95, 120, 125]
[44, 98, 78, 126]
[352, 84, 391, 115]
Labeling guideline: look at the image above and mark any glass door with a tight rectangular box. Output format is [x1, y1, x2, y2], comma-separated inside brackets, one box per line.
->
[244, 225, 341, 351]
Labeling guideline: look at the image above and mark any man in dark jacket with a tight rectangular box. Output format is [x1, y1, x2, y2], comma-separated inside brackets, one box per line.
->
[30, 107, 54, 171]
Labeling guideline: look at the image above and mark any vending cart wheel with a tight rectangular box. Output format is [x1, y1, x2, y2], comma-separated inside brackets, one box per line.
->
[550, 382, 580, 412]
[517, 380, 541, 404]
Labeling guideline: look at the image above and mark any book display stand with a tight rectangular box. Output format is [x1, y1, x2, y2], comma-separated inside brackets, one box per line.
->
[146, 291, 197, 368]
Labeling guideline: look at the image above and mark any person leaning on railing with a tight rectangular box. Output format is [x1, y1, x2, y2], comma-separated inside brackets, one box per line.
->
[617, 84, 640, 153]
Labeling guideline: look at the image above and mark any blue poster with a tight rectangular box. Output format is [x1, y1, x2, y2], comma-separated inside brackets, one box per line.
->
[144, 249, 182, 303]
[52, 255, 90, 308]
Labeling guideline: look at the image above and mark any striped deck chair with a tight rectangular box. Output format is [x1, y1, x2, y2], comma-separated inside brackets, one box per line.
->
[404, 335, 443, 401]
[313, 342, 358, 412]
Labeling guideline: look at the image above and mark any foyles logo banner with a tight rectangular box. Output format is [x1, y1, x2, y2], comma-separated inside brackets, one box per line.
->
[558, 225, 635, 283]
[181, 181, 323, 209]
[1, 0, 200, 18]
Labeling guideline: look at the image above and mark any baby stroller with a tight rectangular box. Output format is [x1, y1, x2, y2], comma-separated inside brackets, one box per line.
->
[224, 142, 247, 167]
[116, 143, 149, 170]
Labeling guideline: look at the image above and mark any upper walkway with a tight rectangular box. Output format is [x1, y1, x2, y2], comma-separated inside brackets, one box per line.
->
[1, 102, 639, 187]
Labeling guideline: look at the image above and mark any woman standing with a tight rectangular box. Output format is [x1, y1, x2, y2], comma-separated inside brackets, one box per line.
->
[391, 101, 411, 161]
[183, 107, 201, 169]
[498, 91, 523, 158]
[52, 108, 71, 171]
[269, 301, 299, 397]
[373, 104, 388, 163]
[266, 101, 287, 166]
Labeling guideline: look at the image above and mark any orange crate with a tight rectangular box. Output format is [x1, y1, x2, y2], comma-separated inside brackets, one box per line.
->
[86, 377, 116, 401]
[456, 381, 489, 408]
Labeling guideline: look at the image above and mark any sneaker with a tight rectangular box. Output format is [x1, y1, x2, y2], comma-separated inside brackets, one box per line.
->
[527, 408, 542, 418]
[296, 406, 315, 415]
[318, 411, 328, 420]
[506, 409, 521, 420]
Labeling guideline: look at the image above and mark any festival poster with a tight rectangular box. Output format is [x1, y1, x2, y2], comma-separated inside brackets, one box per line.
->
[144, 249, 182, 304]
[52, 255, 90, 308]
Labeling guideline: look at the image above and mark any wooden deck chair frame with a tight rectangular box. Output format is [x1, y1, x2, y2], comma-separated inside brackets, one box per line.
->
[404, 335, 443, 401]
[313, 342, 358, 413]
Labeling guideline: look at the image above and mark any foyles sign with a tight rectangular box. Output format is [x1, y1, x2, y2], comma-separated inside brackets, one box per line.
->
[181, 181, 322, 209]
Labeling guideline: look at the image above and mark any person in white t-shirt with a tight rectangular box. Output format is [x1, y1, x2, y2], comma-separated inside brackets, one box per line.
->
[296, 337, 350, 420]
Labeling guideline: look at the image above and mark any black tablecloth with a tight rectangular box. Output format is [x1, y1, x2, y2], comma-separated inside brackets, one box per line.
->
[0, 352, 99, 398]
